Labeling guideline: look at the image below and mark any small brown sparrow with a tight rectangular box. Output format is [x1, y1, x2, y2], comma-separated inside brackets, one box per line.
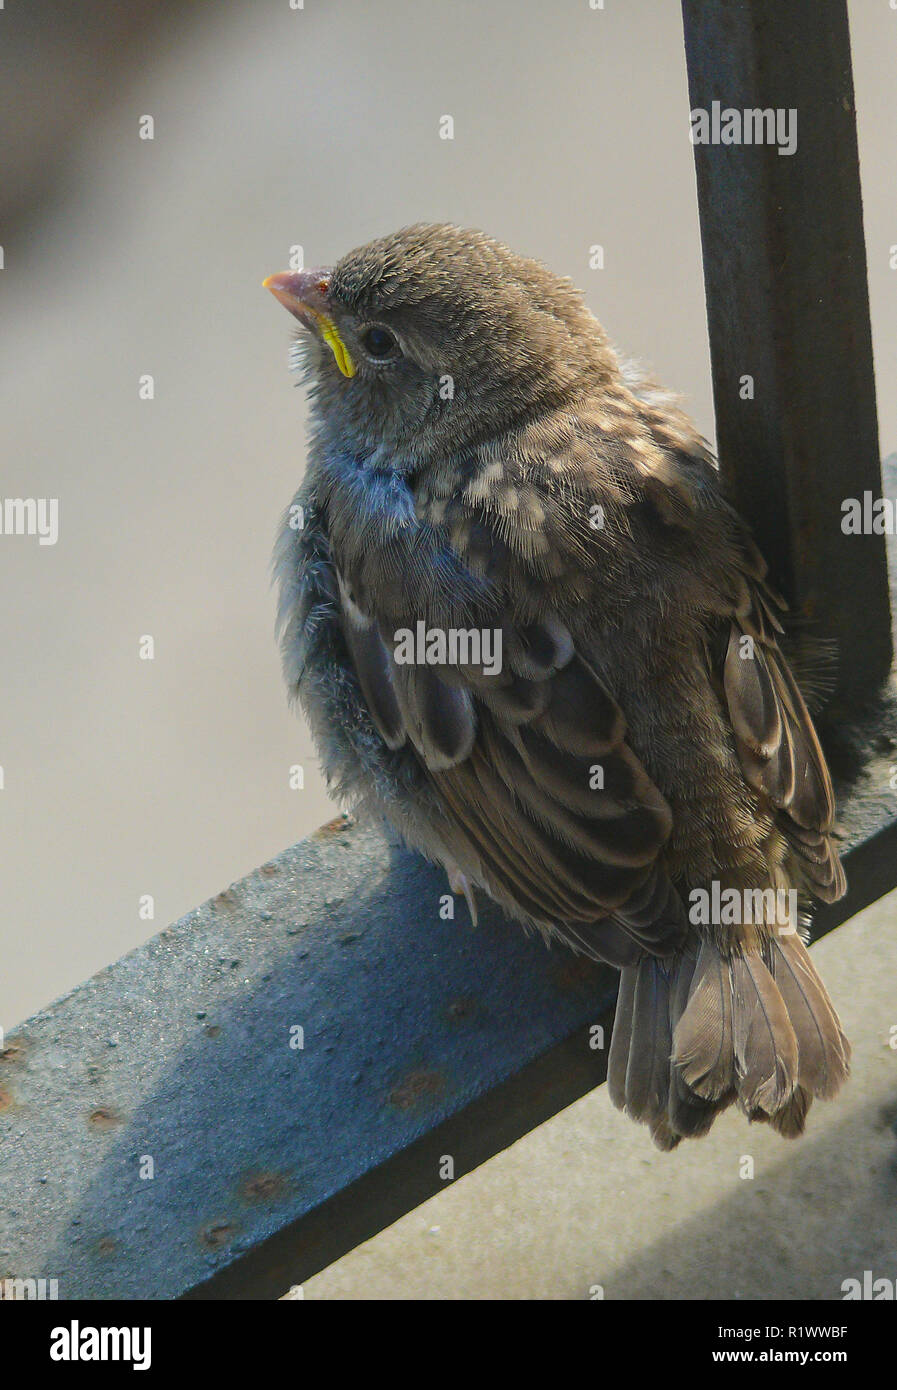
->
[265, 224, 849, 1148]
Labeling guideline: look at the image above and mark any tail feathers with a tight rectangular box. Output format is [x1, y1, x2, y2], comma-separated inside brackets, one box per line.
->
[731, 952, 799, 1115]
[609, 934, 849, 1148]
[607, 964, 637, 1112]
[769, 932, 851, 1099]
[668, 1066, 730, 1144]
[665, 947, 723, 1141]
[674, 940, 736, 1101]
[624, 955, 673, 1124]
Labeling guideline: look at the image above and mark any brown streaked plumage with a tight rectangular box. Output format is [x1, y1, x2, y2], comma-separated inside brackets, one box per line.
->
[266, 223, 849, 1148]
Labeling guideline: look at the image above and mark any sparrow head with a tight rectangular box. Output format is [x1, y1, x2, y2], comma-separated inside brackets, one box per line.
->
[264, 223, 616, 466]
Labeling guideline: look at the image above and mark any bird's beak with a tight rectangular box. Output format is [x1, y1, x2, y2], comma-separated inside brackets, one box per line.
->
[262, 268, 356, 378]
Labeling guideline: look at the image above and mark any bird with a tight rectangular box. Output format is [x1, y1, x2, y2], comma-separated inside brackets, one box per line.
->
[264, 223, 850, 1149]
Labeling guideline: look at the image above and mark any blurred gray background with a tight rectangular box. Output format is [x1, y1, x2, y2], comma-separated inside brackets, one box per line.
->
[1, 0, 894, 1034]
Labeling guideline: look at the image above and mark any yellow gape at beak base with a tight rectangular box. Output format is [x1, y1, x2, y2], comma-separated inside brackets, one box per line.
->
[318, 315, 356, 378]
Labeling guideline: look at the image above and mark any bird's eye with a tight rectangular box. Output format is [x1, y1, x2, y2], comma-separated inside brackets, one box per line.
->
[360, 325, 400, 360]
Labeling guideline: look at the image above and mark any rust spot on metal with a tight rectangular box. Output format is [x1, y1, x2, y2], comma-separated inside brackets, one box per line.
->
[0, 1087, 14, 1113]
[88, 1108, 122, 1130]
[95, 1235, 118, 1257]
[312, 812, 356, 840]
[200, 1220, 236, 1250]
[447, 996, 477, 1021]
[0, 1038, 26, 1065]
[388, 1069, 445, 1111]
[213, 889, 238, 911]
[550, 954, 606, 993]
[240, 1171, 287, 1203]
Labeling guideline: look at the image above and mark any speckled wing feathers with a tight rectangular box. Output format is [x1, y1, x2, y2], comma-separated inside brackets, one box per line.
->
[719, 551, 846, 902]
[331, 562, 688, 961]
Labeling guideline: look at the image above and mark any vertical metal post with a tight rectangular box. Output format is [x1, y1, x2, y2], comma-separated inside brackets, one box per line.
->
[681, 0, 892, 711]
